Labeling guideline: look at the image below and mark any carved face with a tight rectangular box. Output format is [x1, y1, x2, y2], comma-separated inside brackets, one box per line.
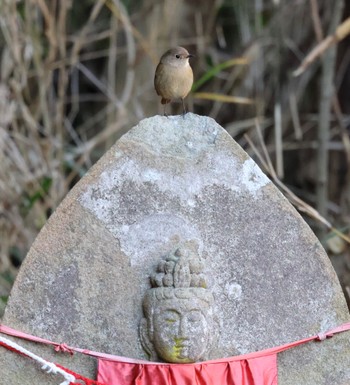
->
[151, 298, 212, 363]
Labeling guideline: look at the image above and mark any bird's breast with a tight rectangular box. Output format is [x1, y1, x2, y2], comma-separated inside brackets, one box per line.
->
[154, 64, 193, 100]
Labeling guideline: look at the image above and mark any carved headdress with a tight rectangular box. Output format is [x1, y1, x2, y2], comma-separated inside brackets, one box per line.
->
[151, 247, 206, 287]
[145, 244, 213, 303]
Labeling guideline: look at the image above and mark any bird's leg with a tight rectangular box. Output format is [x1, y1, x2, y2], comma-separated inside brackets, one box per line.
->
[181, 98, 187, 117]
[163, 103, 168, 117]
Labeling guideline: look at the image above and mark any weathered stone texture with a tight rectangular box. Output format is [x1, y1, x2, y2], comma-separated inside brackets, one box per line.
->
[1, 113, 349, 384]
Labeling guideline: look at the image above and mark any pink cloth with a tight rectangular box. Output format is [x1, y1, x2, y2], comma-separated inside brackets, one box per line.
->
[98, 355, 278, 385]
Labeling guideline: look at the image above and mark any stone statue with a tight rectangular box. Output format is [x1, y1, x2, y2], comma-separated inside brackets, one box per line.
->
[140, 243, 218, 363]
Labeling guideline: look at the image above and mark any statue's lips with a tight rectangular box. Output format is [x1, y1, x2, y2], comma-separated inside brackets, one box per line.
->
[175, 339, 190, 350]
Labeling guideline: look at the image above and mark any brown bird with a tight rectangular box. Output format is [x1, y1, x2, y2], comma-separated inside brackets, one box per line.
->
[154, 47, 194, 115]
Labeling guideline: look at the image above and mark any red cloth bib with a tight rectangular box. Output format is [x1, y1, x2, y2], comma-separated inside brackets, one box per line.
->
[98, 355, 278, 385]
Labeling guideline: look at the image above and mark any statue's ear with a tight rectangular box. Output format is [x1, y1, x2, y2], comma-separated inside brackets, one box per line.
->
[139, 318, 157, 361]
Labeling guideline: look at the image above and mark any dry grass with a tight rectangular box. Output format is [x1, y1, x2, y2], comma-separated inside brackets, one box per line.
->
[0, 0, 350, 310]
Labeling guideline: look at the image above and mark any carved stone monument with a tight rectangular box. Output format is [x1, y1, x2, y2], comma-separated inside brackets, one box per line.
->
[1, 113, 350, 384]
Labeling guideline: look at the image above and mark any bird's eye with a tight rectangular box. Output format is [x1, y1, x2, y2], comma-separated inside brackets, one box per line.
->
[175, 54, 180, 58]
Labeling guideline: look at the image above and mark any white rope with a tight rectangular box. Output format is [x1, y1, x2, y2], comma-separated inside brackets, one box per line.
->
[0, 335, 77, 385]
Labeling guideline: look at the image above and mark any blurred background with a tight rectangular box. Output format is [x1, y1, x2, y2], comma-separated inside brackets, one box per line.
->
[0, 0, 350, 316]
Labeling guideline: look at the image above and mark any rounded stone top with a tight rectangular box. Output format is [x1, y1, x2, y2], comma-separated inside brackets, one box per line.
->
[2, 113, 350, 384]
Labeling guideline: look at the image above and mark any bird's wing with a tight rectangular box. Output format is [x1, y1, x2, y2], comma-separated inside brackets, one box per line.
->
[154, 63, 164, 96]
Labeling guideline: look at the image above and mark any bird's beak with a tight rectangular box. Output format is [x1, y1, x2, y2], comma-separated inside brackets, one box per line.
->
[187, 54, 195, 58]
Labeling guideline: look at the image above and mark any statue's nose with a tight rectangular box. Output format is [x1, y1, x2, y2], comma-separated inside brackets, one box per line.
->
[179, 317, 189, 336]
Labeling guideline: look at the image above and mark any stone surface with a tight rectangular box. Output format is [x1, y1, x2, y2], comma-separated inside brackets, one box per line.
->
[1, 113, 350, 384]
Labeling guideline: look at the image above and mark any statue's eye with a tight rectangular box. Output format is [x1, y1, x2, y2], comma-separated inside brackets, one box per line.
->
[175, 54, 180, 59]
[187, 311, 203, 324]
